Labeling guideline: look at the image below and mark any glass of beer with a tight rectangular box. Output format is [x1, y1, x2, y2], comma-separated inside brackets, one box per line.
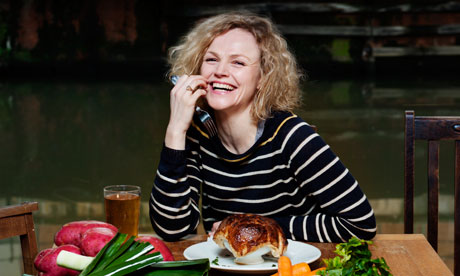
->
[104, 185, 141, 237]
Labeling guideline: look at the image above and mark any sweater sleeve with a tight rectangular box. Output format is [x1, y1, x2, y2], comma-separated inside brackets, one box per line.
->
[149, 142, 202, 241]
[274, 124, 376, 242]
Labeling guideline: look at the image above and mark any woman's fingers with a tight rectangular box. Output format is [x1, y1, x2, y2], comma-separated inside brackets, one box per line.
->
[190, 86, 207, 101]
[167, 75, 208, 134]
[208, 221, 222, 237]
[184, 79, 207, 95]
[165, 75, 208, 150]
[171, 75, 207, 96]
[170, 75, 207, 112]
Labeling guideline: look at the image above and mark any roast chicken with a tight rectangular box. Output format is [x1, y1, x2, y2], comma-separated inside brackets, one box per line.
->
[213, 214, 288, 264]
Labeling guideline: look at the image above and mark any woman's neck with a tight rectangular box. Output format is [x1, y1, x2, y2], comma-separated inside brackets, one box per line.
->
[215, 109, 258, 155]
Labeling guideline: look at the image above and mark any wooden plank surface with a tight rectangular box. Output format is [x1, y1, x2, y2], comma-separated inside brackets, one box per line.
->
[371, 234, 451, 276]
[164, 234, 453, 276]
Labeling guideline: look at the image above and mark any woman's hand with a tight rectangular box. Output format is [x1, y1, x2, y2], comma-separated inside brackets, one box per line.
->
[165, 75, 208, 150]
[208, 221, 222, 238]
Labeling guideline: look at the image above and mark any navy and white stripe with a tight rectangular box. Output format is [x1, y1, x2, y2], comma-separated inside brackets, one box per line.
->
[149, 111, 377, 242]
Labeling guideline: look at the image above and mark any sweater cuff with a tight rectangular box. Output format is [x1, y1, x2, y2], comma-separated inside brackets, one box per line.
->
[160, 144, 187, 166]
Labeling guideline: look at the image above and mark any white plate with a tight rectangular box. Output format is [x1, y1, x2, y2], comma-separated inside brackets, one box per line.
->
[183, 239, 321, 274]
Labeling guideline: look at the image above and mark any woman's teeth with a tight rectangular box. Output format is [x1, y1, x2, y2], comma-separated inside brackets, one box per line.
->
[212, 83, 234, 91]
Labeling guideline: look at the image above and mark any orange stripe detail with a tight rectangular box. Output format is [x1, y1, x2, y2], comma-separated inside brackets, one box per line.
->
[220, 114, 298, 163]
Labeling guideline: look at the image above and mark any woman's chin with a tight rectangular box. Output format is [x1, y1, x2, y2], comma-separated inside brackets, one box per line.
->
[206, 102, 230, 112]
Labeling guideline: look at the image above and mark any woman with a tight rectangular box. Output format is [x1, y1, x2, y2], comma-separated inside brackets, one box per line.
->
[149, 12, 376, 242]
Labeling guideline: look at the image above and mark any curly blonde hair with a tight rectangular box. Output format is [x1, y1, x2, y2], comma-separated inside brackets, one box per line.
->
[167, 11, 303, 121]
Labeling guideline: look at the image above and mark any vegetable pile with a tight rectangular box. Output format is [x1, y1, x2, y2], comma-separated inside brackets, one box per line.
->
[270, 237, 392, 276]
[57, 232, 210, 276]
[54, 221, 118, 256]
[317, 237, 392, 276]
[34, 220, 175, 275]
[35, 221, 118, 275]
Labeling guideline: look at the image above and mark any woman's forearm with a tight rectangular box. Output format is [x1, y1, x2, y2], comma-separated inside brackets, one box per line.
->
[164, 124, 187, 150]
[149, 145, 201, 241]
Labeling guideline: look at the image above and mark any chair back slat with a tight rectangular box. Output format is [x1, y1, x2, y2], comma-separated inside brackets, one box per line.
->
[404, 110, 415, 234]
[427, 140, 439, 252]
[404, 110, 460, 276]
[414, 117, 460, 140]
[455, 141, 460, 276]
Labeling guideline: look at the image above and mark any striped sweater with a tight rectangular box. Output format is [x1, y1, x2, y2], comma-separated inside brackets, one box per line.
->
[149, 111, 377, 242]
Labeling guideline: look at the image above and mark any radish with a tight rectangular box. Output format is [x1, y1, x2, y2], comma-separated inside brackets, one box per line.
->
[34, 245, 81, 276]
[34, 248, 53, 269]
[54, 220, 118, 247]
[80, 227, 117, 257]
[136, 235, 174, 261]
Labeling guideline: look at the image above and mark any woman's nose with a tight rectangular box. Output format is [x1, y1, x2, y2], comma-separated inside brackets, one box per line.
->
[215, 62, 229, 76]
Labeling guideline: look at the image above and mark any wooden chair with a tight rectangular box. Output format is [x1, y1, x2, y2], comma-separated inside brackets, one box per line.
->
[404, 110, 460, 275]
[0, 202, 39, 275]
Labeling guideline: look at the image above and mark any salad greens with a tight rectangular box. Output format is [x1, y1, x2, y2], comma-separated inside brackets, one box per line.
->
[317, 236, 392, 276]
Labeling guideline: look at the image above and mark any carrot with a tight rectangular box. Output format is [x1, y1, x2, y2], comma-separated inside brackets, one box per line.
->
[271, 261, 311, 276]
[277, 256, 293, 276]
[306, 267, 326, 275]
[292, 262, 311, 275]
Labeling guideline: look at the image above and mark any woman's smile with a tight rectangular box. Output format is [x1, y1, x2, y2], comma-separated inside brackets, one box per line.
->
[209, 81, 236, 95]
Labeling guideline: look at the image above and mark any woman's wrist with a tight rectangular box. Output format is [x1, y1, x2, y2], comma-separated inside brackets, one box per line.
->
[164, 126, 187, 150]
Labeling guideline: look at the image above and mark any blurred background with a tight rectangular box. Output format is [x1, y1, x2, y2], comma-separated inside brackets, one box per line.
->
[1, 0, 459, 274]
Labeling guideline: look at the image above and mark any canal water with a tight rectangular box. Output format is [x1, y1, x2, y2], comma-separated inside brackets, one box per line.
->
[1, 76, 458, 273]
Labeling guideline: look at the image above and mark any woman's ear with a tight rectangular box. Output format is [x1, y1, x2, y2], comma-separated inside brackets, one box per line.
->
[256, 74, 262, 91]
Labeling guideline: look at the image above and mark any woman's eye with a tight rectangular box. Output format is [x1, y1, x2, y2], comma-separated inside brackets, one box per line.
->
[233, 61, 245, 66]
[205, 57, 217, 62]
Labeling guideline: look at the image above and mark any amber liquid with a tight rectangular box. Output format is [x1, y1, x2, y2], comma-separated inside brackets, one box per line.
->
[104, 193, 140, 236]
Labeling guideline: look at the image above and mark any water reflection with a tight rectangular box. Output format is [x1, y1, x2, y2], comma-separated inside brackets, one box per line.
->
[1, 78, 459, 273]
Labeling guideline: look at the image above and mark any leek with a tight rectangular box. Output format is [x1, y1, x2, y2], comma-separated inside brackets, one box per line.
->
[79, 233, 129, 276]
[87, 253, 163, 276]
[56, 250, 94, 271]
[138, 258, 210, 276]
[56, 233, 210, 276]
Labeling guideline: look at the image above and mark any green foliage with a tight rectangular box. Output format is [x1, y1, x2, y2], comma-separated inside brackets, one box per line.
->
[0, 23, 6, 41]
[331, 39, 351, 62]
[318, 237, 392, 276]
[0, 22, 9, 60]
[12, 50, 34, 62]
[0, 94, 13, 130]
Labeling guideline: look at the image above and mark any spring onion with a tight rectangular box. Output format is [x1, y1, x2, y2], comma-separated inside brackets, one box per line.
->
[56, 232, 210, 276]
[56, 250, 94, 271]
[137, 258, 210, 276]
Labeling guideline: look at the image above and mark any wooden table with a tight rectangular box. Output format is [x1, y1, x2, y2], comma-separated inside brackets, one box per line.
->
[164, 234, 453, 276]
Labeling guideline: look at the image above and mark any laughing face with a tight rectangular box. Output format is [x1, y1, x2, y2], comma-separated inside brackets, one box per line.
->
[200, 28, 261, 116]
